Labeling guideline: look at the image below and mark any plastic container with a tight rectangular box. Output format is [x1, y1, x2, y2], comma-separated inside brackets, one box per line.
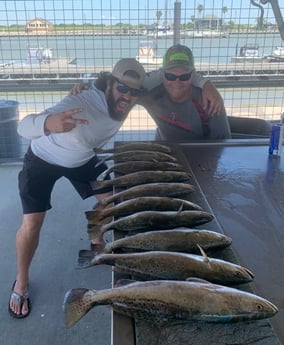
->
[0, 100, 20, 159]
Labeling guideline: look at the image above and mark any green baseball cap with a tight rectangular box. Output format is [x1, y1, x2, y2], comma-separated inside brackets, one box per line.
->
[163, 44, 195, 71]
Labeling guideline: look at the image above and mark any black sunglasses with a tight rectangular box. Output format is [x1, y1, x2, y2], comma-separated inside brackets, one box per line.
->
[164, 72, 192, 81]
[116, 80, 141, 97]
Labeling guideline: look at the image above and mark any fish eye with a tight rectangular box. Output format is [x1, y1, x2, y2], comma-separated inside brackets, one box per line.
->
[257, 304, 264, 311]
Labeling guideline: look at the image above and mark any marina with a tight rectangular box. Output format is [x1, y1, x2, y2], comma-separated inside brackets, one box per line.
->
[1, 58, 284, 90]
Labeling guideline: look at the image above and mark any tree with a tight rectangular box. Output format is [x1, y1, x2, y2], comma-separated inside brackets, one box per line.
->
[222, 6, 228, 19]
[197, 4, 204, 18]
[156, 10, 162, 24]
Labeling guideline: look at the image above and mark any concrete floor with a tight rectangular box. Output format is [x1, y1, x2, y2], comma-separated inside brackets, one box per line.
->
[0, 162, 112, 345]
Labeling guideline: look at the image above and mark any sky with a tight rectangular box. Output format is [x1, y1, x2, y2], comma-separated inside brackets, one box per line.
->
[0, 0, 280, 26]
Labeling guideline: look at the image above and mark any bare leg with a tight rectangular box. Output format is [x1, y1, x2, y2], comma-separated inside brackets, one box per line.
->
[9, 212, 45, 316]
[91, 191, 113, 244]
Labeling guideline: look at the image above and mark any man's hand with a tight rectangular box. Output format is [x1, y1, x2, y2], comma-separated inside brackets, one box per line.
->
[69, 82, 91, 95]
[202, 81, 224, 116]
[44, 108, 87, 134]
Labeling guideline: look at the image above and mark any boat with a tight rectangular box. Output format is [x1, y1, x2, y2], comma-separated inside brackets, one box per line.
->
[26, 46, 53, 64]
[136, 41, 163, 65]
[266, 47, 284, 62]
[187, 30, 227, 38]
[231, 44, 265, 63]
[147, 26, 174, 39]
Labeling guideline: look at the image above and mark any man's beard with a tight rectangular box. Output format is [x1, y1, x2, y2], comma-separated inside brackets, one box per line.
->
[106, 89, 131, 121]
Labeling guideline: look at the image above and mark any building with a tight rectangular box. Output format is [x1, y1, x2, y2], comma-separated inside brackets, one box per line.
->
[194, 17, 223, 31]
[26, 18, 53, 33]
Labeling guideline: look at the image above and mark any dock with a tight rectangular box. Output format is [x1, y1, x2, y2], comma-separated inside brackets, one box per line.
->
[0, 59, 284, 91]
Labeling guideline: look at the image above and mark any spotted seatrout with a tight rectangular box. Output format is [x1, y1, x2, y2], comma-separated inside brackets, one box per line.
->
[97, 161, 184, 180]
[100, 182, 195, 205]
[95, 150, 177, 168]
[88, 210, 213, 238]
[94, 228, 232, 254]
[77, 250, 254, 285]
[92, 170, 191, 191]
[94, 142, 172, 154]
[63, 279, 278, 328]
[86, 196, 202, 224]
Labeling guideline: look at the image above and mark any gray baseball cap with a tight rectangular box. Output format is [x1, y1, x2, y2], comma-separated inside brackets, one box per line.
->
[112, 58, 145, 88]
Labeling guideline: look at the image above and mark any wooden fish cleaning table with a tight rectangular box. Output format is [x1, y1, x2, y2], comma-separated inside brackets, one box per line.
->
[111, 139, 282, 345]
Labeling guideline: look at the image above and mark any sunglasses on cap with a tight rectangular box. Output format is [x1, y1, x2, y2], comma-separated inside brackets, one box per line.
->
[164, 72, 192, 81]
[115, 79, 142, 97]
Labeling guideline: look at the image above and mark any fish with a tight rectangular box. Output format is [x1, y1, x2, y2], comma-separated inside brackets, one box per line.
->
[87, 210, 213, 238]
[95, 150, 178, 168]
[77, 249, 254, 285]
[97, 160, 184, 180]
[63, 279, 278, 328]
[99, 182, 195, 205]
[94, 142, 172, 154]
[91, 170, 191, 192]
[86, 197, 203, 224]
[91, 228, 232, 254]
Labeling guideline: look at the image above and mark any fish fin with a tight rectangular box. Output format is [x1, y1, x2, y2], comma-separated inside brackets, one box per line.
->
[186, 277, 211, 284]
[77, 249, 96, 268]
[63, 288, 95, 327]
[177, 202, 184, 214]
[197, 243, 210, 263]
[114, 279, 137, 288]
[87, 224, 105, 240]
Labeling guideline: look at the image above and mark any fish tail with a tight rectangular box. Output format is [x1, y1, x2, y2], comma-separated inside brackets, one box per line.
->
[85, 210, 104, 223]
[87, 224, 105, 240]
[92, 180, 111, 192]
[94, 155, 109, 168]
[63, 288, 96, 327]
[93, 147, 105, 154]
[77, 249, 97, 268]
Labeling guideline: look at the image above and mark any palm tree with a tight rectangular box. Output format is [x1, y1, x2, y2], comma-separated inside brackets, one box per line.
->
[221, 6, 228, 30]
[197, 4, 204, 18]
[197, 4, 204, 32]
[156, 10, 162, 26]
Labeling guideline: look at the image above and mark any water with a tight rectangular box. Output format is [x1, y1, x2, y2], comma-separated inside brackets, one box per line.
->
[0, 32, 283, 66]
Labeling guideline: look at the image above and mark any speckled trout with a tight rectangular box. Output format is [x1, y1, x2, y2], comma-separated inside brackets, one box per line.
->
[88, 210, 213, 238]
[94, 142, 172, 154]
[77, 250, 254, 285]
[63, 279, 278, 328]
[100, 182, 195, 205]
[86, 197, 202, 224]
[97, 161, 184, 180]
[90, 228, 232, 254]
[95, 150, 178, 168]
[92, 170, 191, 191]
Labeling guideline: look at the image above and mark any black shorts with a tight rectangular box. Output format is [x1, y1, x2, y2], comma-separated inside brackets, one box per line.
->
[18, 146, 111, 214]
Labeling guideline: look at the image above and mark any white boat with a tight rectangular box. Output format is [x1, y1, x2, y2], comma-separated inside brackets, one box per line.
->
[231, 44, 265, 63]
[147, 26, 174, 39]
[187, 30, 227, 38]
[266, 47, 284, 62]
[26, 46, 53, 64]
[136, 41, 163, 65]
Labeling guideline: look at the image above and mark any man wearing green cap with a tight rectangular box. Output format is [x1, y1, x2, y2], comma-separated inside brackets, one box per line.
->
[140, 44, 231, 141]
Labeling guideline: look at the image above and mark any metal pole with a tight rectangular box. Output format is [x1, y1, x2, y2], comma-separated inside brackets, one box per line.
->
[173, 1, 181, 45]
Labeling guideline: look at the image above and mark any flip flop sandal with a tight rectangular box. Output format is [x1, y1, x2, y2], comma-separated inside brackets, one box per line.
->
[8, 281, 31, 319]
